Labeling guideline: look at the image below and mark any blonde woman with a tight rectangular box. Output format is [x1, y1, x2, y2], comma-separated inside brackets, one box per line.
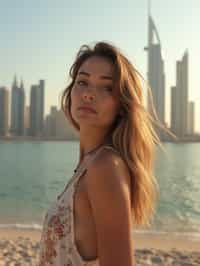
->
[38, 41, 169, 266]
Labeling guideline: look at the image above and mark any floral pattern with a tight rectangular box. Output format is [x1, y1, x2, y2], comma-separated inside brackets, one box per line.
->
[38, 201, 73, 265]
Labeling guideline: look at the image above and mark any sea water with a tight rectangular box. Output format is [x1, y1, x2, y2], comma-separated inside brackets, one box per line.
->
[0, 141, 200, 241]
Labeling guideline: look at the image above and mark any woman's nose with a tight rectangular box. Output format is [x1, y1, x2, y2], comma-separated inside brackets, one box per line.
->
[82, 88, 96, 101]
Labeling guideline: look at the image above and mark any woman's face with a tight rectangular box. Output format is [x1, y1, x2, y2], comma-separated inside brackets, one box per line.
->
[70, 55, 120, 131]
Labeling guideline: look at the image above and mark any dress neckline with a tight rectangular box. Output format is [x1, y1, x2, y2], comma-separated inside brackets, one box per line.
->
[74, 142, 113, 174]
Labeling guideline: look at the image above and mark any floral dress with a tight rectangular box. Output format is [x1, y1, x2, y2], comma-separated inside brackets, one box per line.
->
[38, 144, 118, 266]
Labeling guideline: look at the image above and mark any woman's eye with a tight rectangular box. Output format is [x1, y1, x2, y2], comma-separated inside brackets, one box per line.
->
[104, 86, 112, 91]
[77, 80, 87, 86]
[76, 81, 112, 92]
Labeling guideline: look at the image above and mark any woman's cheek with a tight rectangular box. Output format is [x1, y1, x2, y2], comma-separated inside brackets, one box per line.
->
[71, 88, 79, 108]
[102, 104, 118, 122]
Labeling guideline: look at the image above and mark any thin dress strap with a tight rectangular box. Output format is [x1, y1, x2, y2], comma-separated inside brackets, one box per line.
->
[101, 144, 120, 155]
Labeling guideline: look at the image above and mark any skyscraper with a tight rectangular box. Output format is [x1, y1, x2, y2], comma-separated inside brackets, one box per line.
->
[29, 80, 45, 136]
[10, 75, 25, 136]
[39, 80, 45, 134]
[144, 2, 166, 139]
[170, 86, 177, 135]
[0, 87, 9, 136]
[187, 101, 195, 135]
[19, 79, 25, 135]
[24, 106, 30, 136]
[171, 50, 189, 138]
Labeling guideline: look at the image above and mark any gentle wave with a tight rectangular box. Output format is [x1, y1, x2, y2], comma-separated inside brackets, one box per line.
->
[0, 223, 200, 242]
[0, 223, 42, 230]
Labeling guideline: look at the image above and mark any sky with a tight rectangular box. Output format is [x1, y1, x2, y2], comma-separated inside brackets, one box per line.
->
[0, 0, 200, 132]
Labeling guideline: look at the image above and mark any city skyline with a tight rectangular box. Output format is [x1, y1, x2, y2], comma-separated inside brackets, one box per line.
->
[1, 0, 200, 131]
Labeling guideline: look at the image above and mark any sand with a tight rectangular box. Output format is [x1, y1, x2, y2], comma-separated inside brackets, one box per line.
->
[0, 228, 200, 265]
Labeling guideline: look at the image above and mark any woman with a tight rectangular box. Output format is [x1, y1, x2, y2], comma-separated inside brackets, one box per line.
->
[38, 41, 171, 266]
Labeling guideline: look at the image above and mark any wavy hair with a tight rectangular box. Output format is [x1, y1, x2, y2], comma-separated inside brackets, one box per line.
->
[61, 41, 176, 228]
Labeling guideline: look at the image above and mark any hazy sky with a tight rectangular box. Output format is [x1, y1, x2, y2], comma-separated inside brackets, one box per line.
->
[1, 0, 200, 131]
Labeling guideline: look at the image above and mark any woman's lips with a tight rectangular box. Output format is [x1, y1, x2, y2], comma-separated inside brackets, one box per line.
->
[78, 106, 97, 114]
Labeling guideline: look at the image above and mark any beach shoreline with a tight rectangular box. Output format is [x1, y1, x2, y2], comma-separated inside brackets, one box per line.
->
[0, 228, 200, 252]
[0, 228, 200, 265]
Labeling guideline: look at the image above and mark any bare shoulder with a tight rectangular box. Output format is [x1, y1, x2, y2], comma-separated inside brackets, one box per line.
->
[85, 146, 132, 209]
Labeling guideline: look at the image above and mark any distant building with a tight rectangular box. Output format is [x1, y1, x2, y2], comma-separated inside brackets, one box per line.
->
[187, 101, 195, 135]
[24, 106, 30, 136]
[29, 80, 45, 136]
[171, 51, 189, 138]
[170, 86, 177, 135]
[144, 8, 166, 140]
[44, 106, 57, 137]
[44, 106, 78, 139]
[10, 76, 25, 136]
[0, 87, 9, 136]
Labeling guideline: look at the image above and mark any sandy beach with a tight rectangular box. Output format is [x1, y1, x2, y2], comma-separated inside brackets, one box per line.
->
[0, 229, 200, 265]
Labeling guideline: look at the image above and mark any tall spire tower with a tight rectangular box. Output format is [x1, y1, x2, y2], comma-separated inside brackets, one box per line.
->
[144, 0, 166, 140]
[148, 0, 151, 17]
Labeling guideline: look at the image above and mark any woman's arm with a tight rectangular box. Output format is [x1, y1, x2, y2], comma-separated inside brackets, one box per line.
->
[85, 149, 134, 266]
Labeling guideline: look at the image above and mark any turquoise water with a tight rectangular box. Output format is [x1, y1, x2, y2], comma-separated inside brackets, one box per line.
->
[0, 141, 200, 240]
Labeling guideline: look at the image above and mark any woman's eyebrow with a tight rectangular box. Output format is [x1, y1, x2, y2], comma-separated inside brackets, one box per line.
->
[78, 71, 113, 80]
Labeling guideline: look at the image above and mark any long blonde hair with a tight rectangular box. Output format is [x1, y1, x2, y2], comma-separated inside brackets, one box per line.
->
[61, 41, 176, 228]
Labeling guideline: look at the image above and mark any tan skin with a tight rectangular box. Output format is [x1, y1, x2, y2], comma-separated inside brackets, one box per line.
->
[70, 56, 134, 266]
